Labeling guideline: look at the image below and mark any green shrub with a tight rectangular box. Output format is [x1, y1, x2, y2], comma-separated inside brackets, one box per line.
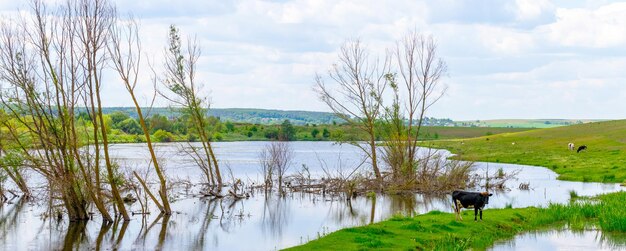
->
[153, 129, 174, 142]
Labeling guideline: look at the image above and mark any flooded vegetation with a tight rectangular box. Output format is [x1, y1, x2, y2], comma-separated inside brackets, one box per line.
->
[1, 142, 624, 250]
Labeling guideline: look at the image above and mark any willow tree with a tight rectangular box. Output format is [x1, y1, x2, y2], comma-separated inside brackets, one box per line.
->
[75, 0, 130, 221]
[0, 113, 30, 197]
[158, 25, 223, 189]
[0, 1, 91, 221]
[108, 17, 172, 214]
[315, 40, 388, 184]
[386, 32, 447, 181]
[0, 0, 137, 221]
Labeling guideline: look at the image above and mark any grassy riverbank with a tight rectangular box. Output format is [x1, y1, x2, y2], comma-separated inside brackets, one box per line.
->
[422, 119, 626, 183]
[286, 192, 626, 250]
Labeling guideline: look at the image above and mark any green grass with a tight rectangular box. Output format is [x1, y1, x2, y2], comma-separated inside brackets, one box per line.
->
[418, 126, 530, 140]
[286, 192, 626, 250]
[422, 119, 626, 183]
[456, 119, 604, 128]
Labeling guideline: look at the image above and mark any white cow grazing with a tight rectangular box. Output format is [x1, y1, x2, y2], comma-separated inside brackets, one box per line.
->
[568, 142, 575, 151]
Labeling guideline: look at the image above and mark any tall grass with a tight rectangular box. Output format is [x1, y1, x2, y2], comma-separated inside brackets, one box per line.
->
[569, 190, 579, 199]
[598, 192, 626, 231]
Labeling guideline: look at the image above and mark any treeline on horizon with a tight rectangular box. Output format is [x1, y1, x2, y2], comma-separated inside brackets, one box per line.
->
[95, 107, 457, 126]
[73, 109, 528, 143]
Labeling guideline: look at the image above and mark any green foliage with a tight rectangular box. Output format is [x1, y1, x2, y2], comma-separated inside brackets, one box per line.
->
[76, 111, 91, 121]
[146, 114, 173, 134]
[109, 111, 130, 125]
[225, 121, 235, 132]
[117, 118, 142, 134]
[98, 107, 340, 125]
[264, 128, 279, 140]
[311, 128, 320, 138]
[152, 129, 174, 142]
[212, 132, 223, 141]
[322, 128, 330, 138]
[0, 150, 24, 171]
[279, 119, 296, 141]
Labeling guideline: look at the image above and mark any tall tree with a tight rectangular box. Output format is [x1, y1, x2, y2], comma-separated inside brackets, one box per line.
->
[0, 0, 94, 221]
[158, 25, 223, 189]
[108, 16, 172, 214]
[75, 0, 130, 221]
[390, 32, 447, 179]
[314, 40, 388, 184]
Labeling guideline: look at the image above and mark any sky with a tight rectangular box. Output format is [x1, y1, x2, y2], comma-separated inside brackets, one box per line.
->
[1, 0, 626, 120]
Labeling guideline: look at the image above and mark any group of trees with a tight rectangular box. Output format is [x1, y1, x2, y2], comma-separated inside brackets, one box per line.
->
[0, 0, 143, 221]
[316, 32, 449, 188]
[0, 0, 222, 220]
[91, 110, 338, 142]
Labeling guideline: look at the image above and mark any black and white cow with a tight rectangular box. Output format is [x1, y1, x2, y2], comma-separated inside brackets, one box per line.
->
[452, 190, 493, 221]
[577, 145, 587, 153]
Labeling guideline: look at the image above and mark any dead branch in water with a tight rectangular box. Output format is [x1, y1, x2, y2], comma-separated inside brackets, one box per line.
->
[133, 171, 164, 213]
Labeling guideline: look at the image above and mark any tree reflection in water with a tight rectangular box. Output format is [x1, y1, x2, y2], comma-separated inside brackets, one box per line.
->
[261, 194, 290, 239]
[191, 198, 218, 250]
[156, 214, 170, 250]
[60, 221, 87, 250]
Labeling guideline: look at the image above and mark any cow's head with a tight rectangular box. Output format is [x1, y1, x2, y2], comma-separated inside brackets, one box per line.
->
[480, 192, 493, 204]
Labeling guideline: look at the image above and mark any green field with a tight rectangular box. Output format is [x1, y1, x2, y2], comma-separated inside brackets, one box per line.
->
[419, 126, 530, 140]
[423, 119, 626, 183]
[287, 192, 626, 250]
[455, 119, 604, 128]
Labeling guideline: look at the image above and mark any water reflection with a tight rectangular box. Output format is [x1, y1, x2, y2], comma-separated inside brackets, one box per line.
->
[95, 221, 112, 250]
[191, 198, 218, 250]
[61, 222, 87, 250]
[490, 229, 626, 251]
[1, 142, 625, 250]
[260, 195, 287, 240]
[3, 190, 626, 251]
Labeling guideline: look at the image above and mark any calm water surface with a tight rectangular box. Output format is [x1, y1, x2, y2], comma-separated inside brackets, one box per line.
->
[490, 229, 626, 251]
[0, 142, 624, 250]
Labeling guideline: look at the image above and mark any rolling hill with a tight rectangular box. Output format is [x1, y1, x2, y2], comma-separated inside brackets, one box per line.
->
[424, 119, 626, 183]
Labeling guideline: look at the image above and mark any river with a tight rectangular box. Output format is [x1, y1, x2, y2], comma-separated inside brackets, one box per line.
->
[0, 142, 623, 250]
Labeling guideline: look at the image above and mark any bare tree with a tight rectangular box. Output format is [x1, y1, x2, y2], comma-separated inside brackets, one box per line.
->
[259, 141, 293, 191]
[158, 25, 223, 190]
[74, 0, 130, 221]
[380, 32, 448, 184]
[0, 0, 93, 221]
[393, 32, 447, 173]
[107, 15, 172, 214]
[314, 40, 388, 184]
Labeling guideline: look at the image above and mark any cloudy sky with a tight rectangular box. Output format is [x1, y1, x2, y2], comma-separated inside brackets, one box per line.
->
[1, 0, 626, 120]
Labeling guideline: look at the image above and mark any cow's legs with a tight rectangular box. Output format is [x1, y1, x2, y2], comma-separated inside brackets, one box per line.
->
[474, 207, 478, 221]
[452, 198, 459, 220]
[456, 200, 464, 221]
[480, 209, 483, 221]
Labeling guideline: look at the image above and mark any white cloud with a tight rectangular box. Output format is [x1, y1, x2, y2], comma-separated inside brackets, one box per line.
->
[478, 25, 535, 54]
[541, 3, 626, 48]
[2, 0, 626, 120]
[514, 0, 554, 21]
